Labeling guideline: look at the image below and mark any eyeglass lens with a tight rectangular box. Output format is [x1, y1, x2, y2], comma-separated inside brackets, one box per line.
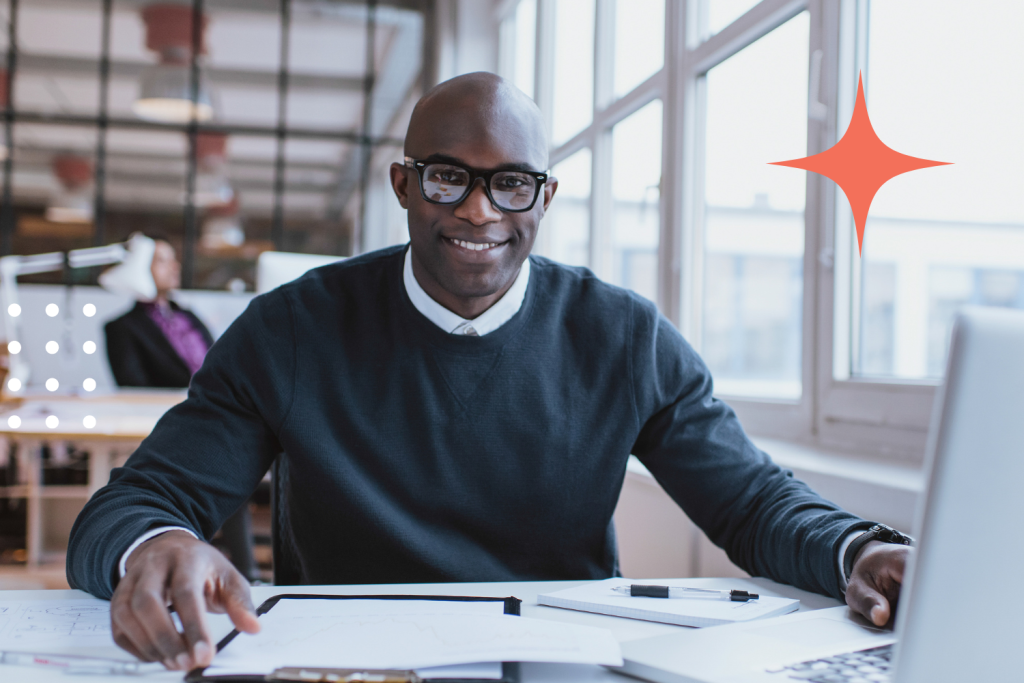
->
[421, 163, 537, 210]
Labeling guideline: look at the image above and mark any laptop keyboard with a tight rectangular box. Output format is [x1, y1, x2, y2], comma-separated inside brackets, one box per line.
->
[768, 644, 893, 682]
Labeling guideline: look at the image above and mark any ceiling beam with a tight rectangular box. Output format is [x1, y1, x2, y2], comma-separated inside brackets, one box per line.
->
[18, 53, 363, 93]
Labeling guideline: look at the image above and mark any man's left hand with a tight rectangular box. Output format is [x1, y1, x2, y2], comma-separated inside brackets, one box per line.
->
[845, 540, 913, 627]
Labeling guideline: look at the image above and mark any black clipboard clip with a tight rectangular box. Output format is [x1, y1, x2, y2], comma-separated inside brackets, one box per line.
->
[270, 668, 422, 683]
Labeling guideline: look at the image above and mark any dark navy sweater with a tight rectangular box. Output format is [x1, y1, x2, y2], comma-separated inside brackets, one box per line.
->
[68, 245, 868, 599]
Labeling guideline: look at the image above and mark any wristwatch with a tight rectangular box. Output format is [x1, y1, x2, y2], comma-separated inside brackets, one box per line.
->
[843, 523, 914, 582]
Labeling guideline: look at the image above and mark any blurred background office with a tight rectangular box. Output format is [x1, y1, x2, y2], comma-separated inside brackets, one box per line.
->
[0, 0, 1020, 589]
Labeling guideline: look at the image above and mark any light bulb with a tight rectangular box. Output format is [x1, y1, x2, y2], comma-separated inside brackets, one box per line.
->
[45, 415, 59, 429]
[83, 303, 97, 317]
[83, 341, 97, 355]
[83, 378, 96, 392]
[7, 304, 20, 317]
[46, 341, 59, 354]
[7, 378, 21, 392]
[45, 378, 59, 392]
[7, 415, 20, 428]
[83, 415, 96, 429]
[45, 303, 59, 317]
[7, 341, 20, 354]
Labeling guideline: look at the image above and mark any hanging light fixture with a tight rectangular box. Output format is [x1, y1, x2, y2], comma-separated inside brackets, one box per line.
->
[46, 154, 93, 224]
[133, 3, 215, 123]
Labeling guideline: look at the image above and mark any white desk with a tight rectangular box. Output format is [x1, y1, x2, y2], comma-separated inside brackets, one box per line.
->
[0, 577, 842, 682]
[0, 390, 186, 565]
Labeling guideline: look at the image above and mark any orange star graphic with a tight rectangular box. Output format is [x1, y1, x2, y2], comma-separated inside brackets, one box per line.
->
[771, 72, 951, 255]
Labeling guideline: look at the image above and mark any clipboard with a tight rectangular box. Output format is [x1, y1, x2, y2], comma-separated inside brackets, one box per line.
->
[185, 594, 523, 683]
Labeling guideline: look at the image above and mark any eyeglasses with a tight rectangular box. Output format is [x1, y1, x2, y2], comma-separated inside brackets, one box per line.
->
[404, 156, 550, 212]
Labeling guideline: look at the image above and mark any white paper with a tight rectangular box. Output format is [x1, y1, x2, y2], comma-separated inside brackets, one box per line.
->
[538, 578, 800, 628]
[0, 600, 120, 652]
[0, 598, 234, 663]
[207, 598, 623, 674]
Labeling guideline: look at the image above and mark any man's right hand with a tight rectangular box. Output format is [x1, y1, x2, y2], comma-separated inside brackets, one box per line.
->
[111, 530, 261, 671]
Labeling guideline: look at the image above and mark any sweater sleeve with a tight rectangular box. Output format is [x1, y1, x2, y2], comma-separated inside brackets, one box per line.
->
[68, 292, 296, 598]
[628, 299, 872, 599]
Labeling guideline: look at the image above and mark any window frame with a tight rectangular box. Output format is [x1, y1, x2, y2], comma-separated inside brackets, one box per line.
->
[498, 0, 939, 463]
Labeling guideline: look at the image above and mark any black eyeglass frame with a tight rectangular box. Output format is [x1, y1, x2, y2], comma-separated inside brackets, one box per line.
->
[403, 156, 551, 213]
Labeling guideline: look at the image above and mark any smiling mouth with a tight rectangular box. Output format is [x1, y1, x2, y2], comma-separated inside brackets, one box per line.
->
[447, 237, 506, 252]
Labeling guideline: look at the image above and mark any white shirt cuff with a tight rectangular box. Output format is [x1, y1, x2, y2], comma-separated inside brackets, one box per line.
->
[118, 526, 198, 579]
[837, 530, 867, 592]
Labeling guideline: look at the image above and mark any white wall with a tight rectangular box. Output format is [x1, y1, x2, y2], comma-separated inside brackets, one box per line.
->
[432, 0, 500, 82]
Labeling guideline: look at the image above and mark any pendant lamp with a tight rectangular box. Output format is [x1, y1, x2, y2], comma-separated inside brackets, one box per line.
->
[133, 3, 215, 123]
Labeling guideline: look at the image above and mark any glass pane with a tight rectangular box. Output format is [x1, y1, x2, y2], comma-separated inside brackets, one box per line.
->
[536, 148, 590, 267]
[551, 0, 595, 146]
[16, 0, 102, 117]
[614, 0, 664, 98]
[706, 0, 761, 37]
[610, 99, 662, 302]
[851, 2, 1024, 380]
[701, 12, 808, 400]
[514, 0, 536, 98]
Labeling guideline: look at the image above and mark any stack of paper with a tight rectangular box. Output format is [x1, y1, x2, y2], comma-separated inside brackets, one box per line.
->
[538, 579, 800, 628]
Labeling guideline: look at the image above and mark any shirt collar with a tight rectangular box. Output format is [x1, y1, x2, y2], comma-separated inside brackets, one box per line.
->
[403, 245, 531, 336]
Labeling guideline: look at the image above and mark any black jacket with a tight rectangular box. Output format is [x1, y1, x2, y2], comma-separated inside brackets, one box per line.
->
[104, 301, 214, 388]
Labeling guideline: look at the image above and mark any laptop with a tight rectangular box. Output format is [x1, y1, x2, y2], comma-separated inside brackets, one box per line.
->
[616, 307, 1024, 683]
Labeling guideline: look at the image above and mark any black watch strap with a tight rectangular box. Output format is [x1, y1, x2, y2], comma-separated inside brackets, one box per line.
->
[843, 523, 914, 583]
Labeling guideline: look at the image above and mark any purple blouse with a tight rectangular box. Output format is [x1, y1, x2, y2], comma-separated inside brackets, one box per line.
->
[143, 302, 210, 375]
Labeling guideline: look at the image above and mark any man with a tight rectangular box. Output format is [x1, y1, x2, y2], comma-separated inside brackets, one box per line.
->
[104, 236, 214, 388]
[68, 73, 909, 672]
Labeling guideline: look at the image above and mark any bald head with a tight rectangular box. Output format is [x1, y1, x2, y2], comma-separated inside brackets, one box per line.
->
[405, 72, 548, 171]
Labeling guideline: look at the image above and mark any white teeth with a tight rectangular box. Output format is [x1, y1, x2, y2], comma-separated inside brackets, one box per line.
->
[452, 238, 499, 251]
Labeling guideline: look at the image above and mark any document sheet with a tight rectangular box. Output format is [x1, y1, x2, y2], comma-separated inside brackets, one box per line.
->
[203, 598, 623, 676]
[538, 578, 800, 628]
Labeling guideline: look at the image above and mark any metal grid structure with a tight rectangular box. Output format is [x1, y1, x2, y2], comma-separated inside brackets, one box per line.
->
[0, 0, 424, 288]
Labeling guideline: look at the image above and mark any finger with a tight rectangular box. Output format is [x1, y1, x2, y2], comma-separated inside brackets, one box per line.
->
[215, 570, 261, 634]
[129, 571, 191, 668]
[110, 574, 166, 664]
[846, 579, 890, 627]
[170, 578, 215, 669]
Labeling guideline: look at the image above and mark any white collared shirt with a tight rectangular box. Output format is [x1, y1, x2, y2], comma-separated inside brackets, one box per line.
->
[403, 245, 530, 336]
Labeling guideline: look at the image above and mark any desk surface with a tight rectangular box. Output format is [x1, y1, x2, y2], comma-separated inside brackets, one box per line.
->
[0, 389, 186, 440]
[0, 578, 841, 682]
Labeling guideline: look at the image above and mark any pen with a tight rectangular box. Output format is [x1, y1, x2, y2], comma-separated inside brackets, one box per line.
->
[612, 584, 759, 602]
[0, 651, 166, 675]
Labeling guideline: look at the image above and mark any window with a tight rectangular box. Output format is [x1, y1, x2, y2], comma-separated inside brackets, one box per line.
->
[537, 148, 591, 268]
[844, 0, 1024, 382]
[498, 0, 1022, 460]
[699, 13, 808, 399]
[609, 100, 661, 302]
[614, 0, 664, 98]
[550, 0, 595, 145]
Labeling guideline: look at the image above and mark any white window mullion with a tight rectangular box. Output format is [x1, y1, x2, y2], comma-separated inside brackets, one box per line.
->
[658, 0, 688, 326]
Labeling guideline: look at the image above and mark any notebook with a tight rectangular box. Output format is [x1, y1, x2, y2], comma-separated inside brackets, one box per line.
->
[187, 593, 622, 683]
[538, 579, 800, 628]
